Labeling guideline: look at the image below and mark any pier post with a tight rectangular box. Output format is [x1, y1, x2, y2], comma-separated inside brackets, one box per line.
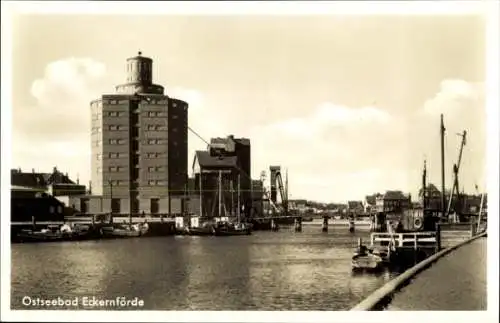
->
[271, 219, 278, 231]
[31, 216, 36, 230]
[322, 216, 328, 232]
[435, 223, 442, 252]
[294, 217, 302, 232]
[349, 219, 355, 233]
[91, 215, 95, 226]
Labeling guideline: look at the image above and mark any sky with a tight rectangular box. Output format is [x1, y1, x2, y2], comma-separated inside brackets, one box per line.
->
[10, 14, 487, 203]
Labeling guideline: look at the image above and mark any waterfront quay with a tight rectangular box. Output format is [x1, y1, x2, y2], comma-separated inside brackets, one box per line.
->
[11, 226, 398, 311]
[351, 230, 488, 311]
[386, 236, 487, 310]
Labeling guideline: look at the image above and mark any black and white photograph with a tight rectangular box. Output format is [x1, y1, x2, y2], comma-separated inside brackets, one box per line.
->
[1, 1, 498, 322]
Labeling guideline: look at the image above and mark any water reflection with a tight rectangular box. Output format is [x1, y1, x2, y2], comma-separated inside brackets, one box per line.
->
[12, 228, 399, 311]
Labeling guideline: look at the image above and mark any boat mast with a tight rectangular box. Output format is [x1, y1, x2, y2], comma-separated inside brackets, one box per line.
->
[237, 173, 241, 222]
[218, 170, 222, 218]
[230, 179, 234, 217]
[440, 114, 446, 221]
[422, 159, 427, 211]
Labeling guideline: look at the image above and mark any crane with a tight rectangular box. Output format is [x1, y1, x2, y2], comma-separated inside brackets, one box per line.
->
[446, 130, 467, 221]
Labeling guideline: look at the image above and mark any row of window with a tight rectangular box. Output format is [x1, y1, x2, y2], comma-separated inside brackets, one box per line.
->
[97, 166, 166, 173]
[146, 139, 168, 145]
[106, 180, 168, 186]
[146, 111, 168, 117]
[96, 152, 169, 160]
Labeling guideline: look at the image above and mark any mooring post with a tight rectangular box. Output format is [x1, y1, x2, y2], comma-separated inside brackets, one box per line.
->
[322, 216, 328, 232]
[435, 222, 441, 252]
[294, 217, 302, 232]
[271, 219, 278, 231]
[31, 215, 36, 230]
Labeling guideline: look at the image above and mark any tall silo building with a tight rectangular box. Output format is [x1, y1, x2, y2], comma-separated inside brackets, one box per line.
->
[90, 52, 188, 215]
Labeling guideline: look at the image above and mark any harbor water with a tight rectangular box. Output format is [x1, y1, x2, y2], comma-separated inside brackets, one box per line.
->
[11, 225, 400, 310]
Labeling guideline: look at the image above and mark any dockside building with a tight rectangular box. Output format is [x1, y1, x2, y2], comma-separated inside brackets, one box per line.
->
[86, 52, 188, 215]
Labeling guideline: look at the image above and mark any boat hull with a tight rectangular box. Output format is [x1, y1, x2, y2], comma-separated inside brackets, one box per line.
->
[214, 229, 251, 236]
[351, 254, 384, 270]
[16, 231, 92, 243]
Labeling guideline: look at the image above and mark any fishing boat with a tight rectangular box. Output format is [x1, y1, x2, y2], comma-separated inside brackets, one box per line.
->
[351, 244, 384, 271]
[16, 223, 91, 243]
[99, 222, 149, 238]
[214, 221, 251, 236]
[213, 172, 253, 236]
[185, 220, 217, 236]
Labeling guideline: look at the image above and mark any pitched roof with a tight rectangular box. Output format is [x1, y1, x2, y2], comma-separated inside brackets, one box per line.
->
[348, 201, 363, 208]
[194, 151, 238, 169]
[11, 168, 76, 188]
[383, 190, 408, 200]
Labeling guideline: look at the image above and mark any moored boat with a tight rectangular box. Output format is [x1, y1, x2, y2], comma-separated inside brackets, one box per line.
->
[214, 221, 252, 236]
[16, 223, 92, 243]
[99, 222, 149, 238]
[185, 221, 217, 236]
[351, 244, 384, 271]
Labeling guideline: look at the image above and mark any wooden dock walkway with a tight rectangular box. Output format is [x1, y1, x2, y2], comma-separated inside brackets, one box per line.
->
[386, 236, 487, 310]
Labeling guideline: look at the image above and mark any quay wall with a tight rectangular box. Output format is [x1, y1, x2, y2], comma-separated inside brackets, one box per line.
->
[350, 231, 487, 311]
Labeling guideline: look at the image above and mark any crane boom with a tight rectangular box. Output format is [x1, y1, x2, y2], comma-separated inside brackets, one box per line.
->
[446, 130, 467, 218]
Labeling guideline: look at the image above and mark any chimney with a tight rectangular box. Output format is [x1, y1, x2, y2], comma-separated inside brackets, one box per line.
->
[53, 166, 58, 174]
[32, 168, 35, 173]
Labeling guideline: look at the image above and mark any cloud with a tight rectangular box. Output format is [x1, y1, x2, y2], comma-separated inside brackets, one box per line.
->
[413, 79, 486, 195]
[13, 58, 109, 182]
[249, 80, 485, 202]
[249, 103, 407, 202]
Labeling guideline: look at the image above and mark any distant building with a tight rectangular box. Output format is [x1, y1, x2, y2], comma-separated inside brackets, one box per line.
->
[347, 201, 364, 215]
[209, 135, 251, 209]
[89, 52, 188, 215]
[11, 185, 66, 222]
[192, 150, 240, 218]
[11, 167, 86, 196]
[375, 190, 411, 213]
[365, 193, 382, 213]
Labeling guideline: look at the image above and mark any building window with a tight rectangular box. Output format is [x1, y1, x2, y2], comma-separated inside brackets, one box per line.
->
[117, 139, 125, 144]
[111, 198, 121, 214]
[157, 112, 167, 117]
[147, 139, 156, 145]
[172, 102, 177, 108]
[148, 167, 155, 172]
[96, 153, 102, 160]
[147, 125, 155, 130]
[157, 180, 167, 186]
[147, 153, 157, 158]
[151, 198, 159, 214]
[155, 166, 163, 172]
[109, 166, 117, 172]
[148, 180, 156, 186]
[116, 166, 123, 172]
[96, 167, 102, 173]
[172, 114, 178, 120]
[109, 139, 118, 144]
[172, 128, 178, 133]
[49, 206, 55, 214]
[148, 111, 156, 117]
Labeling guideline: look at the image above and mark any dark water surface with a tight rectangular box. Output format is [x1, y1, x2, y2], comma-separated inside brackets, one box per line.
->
[11, 225, 398, 310]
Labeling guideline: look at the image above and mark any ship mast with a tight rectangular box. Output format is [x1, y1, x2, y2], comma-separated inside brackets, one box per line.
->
[440, 114, 446, 221]
[218, 170, 222, 218]
[237, 173, 241, 222]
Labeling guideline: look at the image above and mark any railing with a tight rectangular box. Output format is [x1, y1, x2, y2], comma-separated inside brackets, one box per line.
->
[370, 232, 437, 249]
